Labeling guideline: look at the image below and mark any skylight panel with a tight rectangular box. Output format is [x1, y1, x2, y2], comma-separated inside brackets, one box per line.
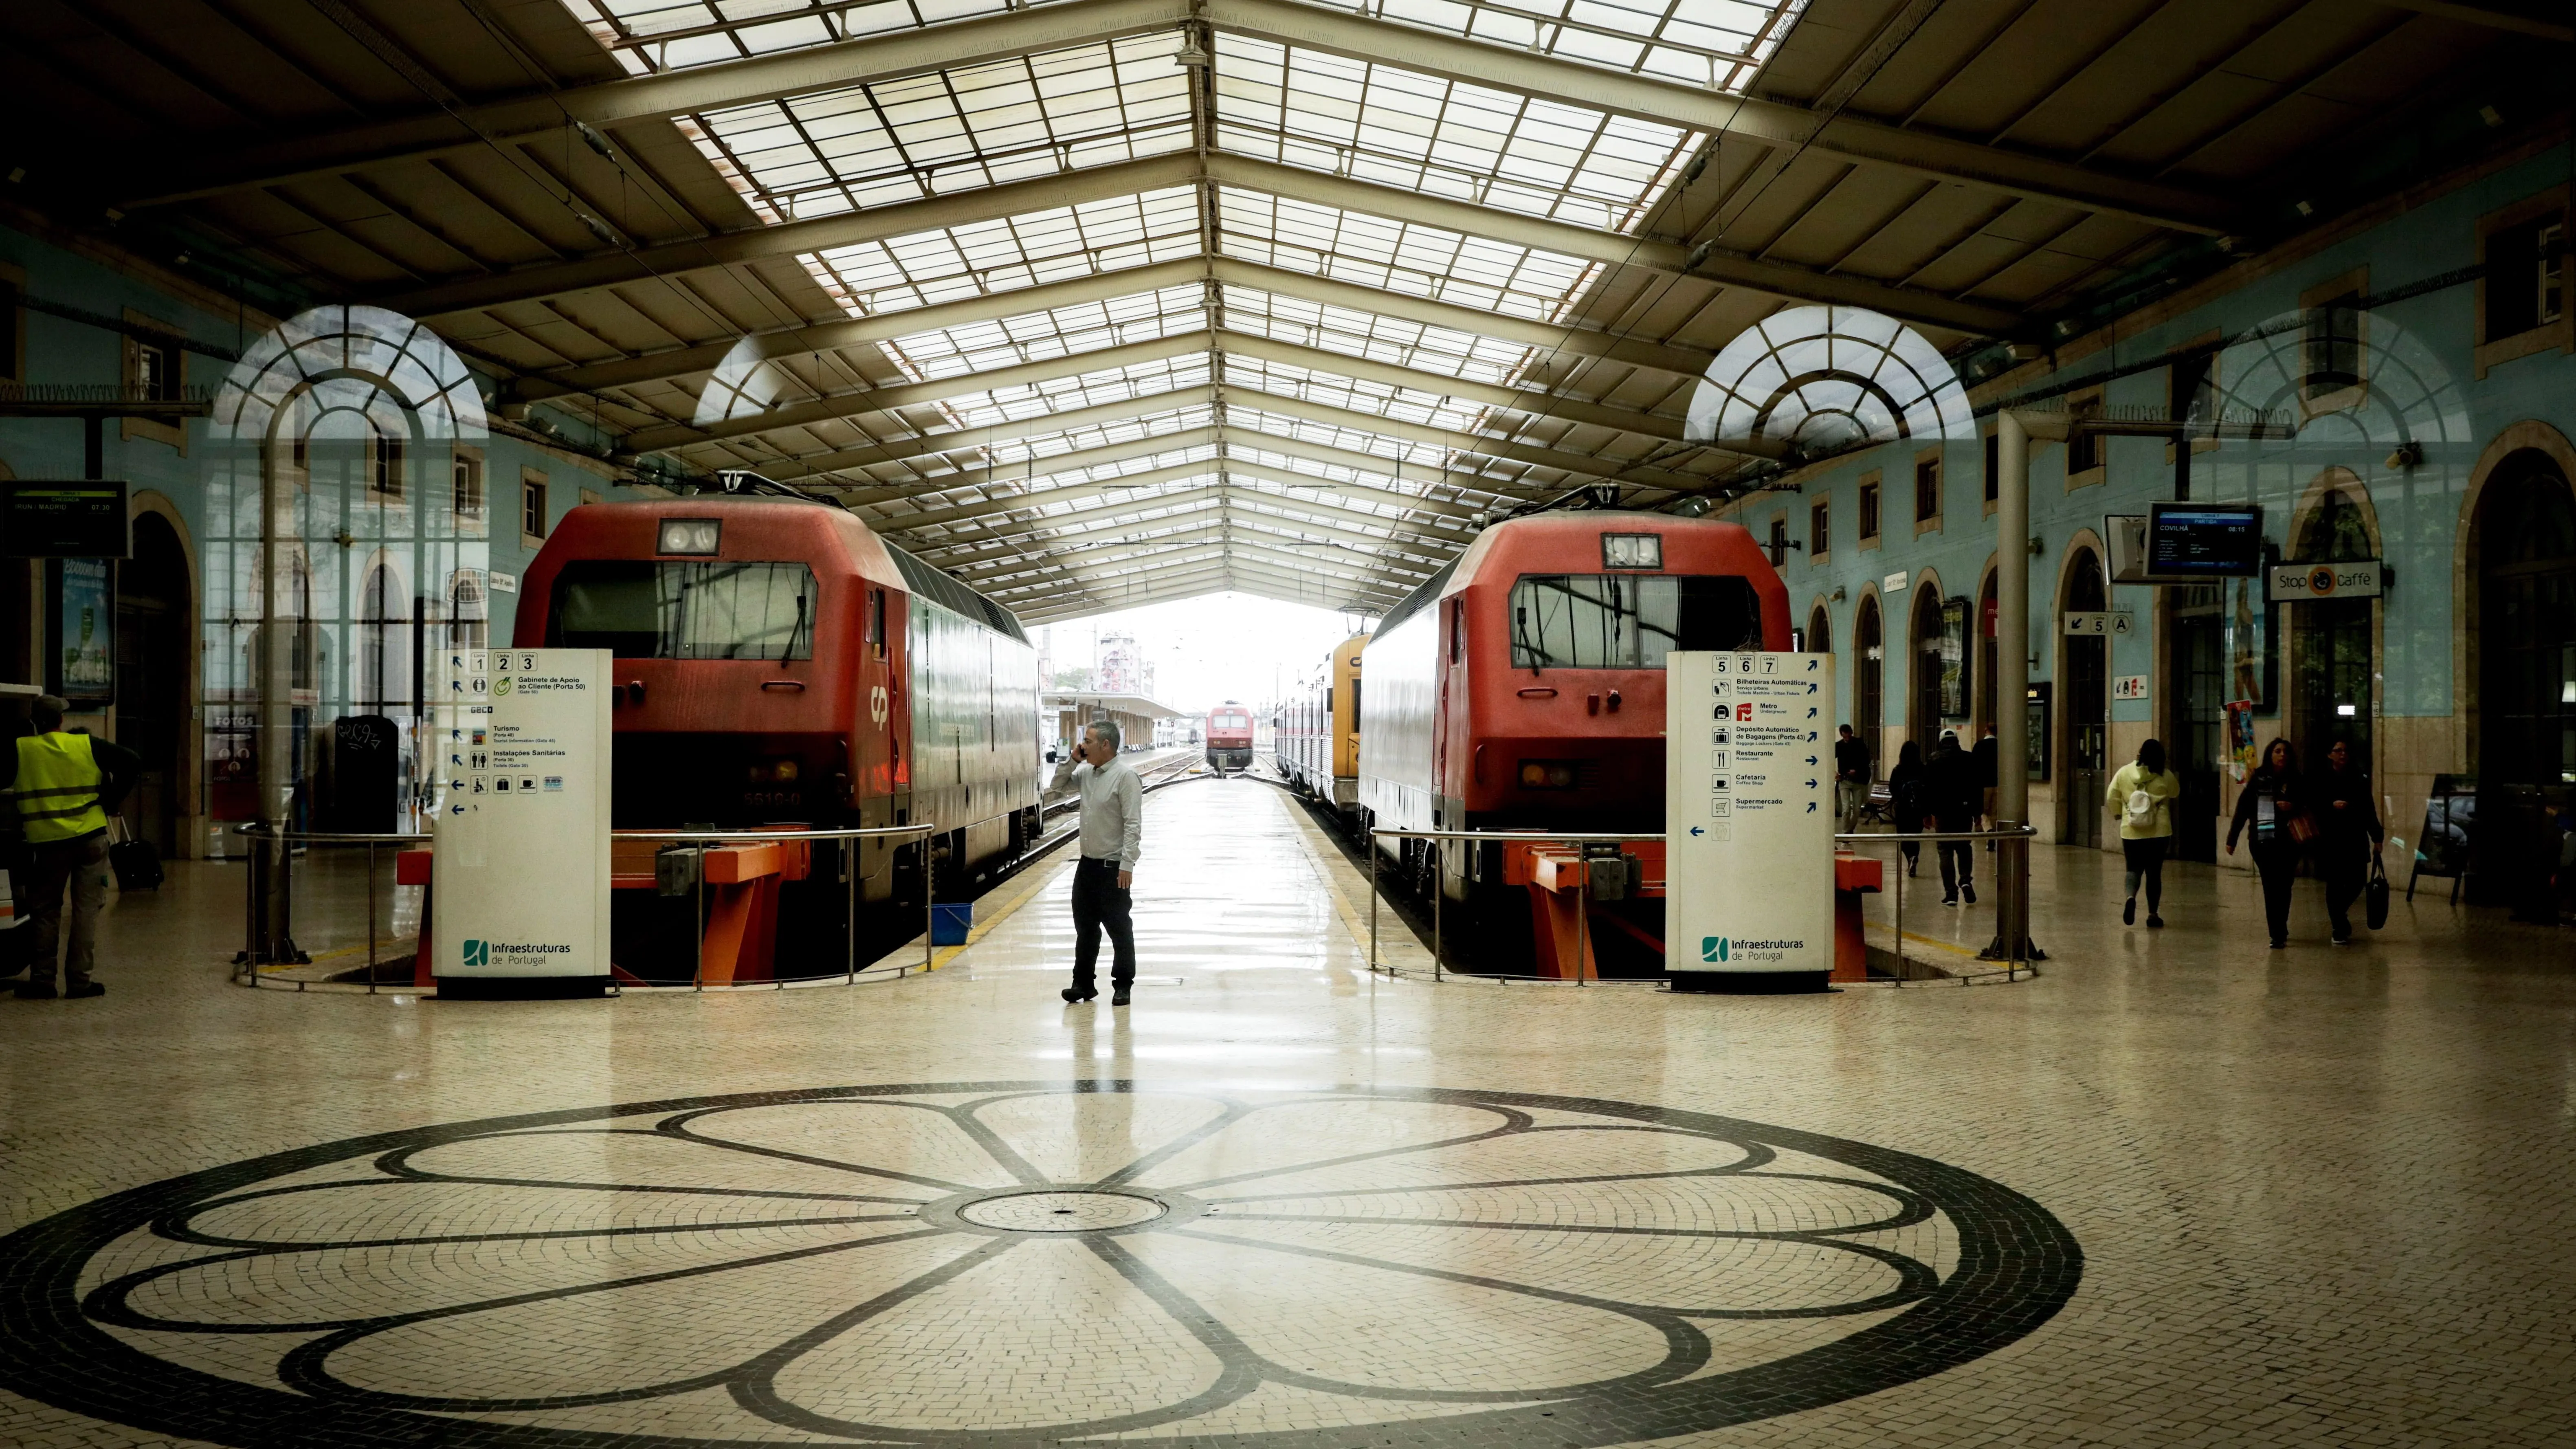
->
[801, 187, 1202, 318]
[939, 352, 1213, 429]
[1305, 0, 1808, 92]
[1217, 189, 1600, 324]
[1222, 287, 1539, 388]
[686, 34, 1193, 223]
[883, 286, 1207, 383]
[558, 0, 1059, 75]
[1226, 356, 1498, 434]
[1213, 37, 1696, 234]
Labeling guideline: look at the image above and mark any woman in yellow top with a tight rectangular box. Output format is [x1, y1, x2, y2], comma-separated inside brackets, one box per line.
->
[2104, 738, 2183, 928]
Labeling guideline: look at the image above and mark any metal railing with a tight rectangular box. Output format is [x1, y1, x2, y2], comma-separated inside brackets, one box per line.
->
[231, 822, 943, 994]
[1361, 823, 2041, 985]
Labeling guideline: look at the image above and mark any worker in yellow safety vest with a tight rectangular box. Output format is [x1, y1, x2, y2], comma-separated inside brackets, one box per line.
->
[2, 695, 140, 1000]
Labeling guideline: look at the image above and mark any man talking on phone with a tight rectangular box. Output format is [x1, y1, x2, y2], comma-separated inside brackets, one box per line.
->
[1063, 721, 1143, 1006]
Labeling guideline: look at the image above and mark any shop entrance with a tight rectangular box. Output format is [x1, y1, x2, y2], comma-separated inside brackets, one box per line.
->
[2291, 490, 2376, 770]
[115, 513, 191, 857]
[1855, 594, 1884, 781]
[2063, 548, 2108, 849]
[2165, 585, 2224, 861]
[2479, 458, 2576, 790]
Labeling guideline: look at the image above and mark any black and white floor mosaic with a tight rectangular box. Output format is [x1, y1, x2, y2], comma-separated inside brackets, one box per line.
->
[4, 1083, 2078, 1447]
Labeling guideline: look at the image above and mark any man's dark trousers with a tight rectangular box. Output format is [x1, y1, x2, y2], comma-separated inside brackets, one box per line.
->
[1070, 856, 1136, 991]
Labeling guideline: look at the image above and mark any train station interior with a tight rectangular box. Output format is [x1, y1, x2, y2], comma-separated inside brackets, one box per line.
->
[2, 1, 2573, 1445]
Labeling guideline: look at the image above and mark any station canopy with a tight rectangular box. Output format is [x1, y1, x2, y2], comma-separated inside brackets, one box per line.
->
[13, 0, 2552, 623]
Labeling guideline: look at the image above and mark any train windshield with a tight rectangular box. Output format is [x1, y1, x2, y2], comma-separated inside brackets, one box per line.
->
[1508, 574, 1762, 668]
[548, 560, 818, 660]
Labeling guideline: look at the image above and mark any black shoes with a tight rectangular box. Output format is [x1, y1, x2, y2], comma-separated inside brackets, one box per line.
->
[15, 981, 57, 1000]
[1061, 985, 1097, 1003]
[1962, 884, 1976, 904]
[1111, 987, 1132, 1006]
[64, 981, 103, 999]
[2146, 915, 2165, 928]
[2123, 897, 2137, 926]
[1940, 895, 1957, 907]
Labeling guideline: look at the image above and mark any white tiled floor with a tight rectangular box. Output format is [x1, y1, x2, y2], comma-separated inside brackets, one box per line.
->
[3, 776, 2573, 1448]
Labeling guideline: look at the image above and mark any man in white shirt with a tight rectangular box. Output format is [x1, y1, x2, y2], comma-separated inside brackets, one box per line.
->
[1063, 721, 1143, 1005]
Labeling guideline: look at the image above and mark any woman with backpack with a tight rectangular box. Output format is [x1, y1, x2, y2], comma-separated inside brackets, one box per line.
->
[2105, 738, 2183, 928]
[2226, 737, 2311, 949]
[1887, 739, 1928, 875]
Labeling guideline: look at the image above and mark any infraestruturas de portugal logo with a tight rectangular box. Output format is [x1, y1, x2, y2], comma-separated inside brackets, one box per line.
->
[1702, 934, 1806, 965]
[461, 939, 489, 967]
[460, 938, 571, 967]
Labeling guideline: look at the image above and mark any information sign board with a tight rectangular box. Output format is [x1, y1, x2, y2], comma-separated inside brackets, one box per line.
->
[1666, 651, 1835, 989]
[2, 480, 129, 558]
[431, 647, 612, 993]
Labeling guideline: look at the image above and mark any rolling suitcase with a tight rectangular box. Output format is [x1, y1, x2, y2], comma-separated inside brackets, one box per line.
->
[108, 818, 164, 892]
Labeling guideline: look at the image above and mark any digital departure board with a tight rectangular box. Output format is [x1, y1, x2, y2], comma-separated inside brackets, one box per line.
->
[2146, 502, 2264, 576]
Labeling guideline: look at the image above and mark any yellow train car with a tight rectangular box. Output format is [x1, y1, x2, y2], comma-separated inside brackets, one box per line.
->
[1279, 633, 1366, 814]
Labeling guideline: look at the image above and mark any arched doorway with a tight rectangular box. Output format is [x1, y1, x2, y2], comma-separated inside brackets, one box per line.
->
[1807, 602, 1830, 658]
[2163, 584, 2225, 861]
[115, 512, 191, 856]
[2291, 487, 2377, 770]
[1975, 570, 1998, 737]
[1912, 584, 1945, 754]
[356, 561, 410, 714]
[2062, 548, 2109, 848]
[2478, 457, 2576, 790]
[1854, 594, 1884, 781]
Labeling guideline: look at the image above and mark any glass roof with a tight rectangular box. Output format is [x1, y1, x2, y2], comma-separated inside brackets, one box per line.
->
[1221, 286, 1537, 387]
[936, 351, 1213, 429]
[800, 187, 1202, 318]
[683, 34, 1194, 223]
[883, 285, 1207, 382]
[1213, 36, 1697, 234]
[1223, 355, 1496, 434]
[1216, 188, 1600, 325]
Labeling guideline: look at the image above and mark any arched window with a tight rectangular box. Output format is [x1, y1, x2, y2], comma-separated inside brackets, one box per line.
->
[448, 572, 488, 650]
[358, 563, 410, 711]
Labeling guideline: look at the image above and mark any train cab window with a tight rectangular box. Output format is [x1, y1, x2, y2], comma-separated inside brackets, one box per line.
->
[1508, 574, 1762, 669]
[866, 587, 887, 660]
[548, 560, 818, 660]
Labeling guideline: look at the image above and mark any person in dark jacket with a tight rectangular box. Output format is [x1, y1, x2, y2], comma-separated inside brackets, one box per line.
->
[1833, 725, 1871, 832]
[1926, 730, 1978, 905]
[2226, 737, 2307, 949]
[1, 695, 142, 998]
[2313, 739, 2383, 943]
[1972, 723, 2000, 838]
[1886, 740, 1928, 875]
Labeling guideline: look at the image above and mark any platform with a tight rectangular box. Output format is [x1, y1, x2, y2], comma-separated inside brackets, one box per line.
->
[2, 779, 2572, 1449]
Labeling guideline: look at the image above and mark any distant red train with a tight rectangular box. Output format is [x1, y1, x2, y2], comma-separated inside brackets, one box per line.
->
[518, 495, 1041, 978]
[1357, 513, 1790, 966]
[1204, 701, 1255, 774]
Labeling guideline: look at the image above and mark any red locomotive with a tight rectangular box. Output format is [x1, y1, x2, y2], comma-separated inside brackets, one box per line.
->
[1204, 701, 1255, 774]
[518, 495, 1041, 978]
[1356, 513, 1790, 972]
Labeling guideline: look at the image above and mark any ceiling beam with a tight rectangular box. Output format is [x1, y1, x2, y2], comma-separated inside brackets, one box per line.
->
[986, 534, 1416, 594]
[1218, 434, 1526, 510]
[1014, 554, 1406, 622]
[866, 460, 1218, 532]
[623, 330, 1211, 452]
[1232, 389, 1719, 493]
[924, 486, 1461, 560]
[1218, 330, 1713, 449]
[1204, 155, 2025, 337]
[531, 253, 1711, 403]
[1206, 0, 2234, 235]
[378, 153, 1202, 318]
[756, 386, 1215, 481]
[963, 522, 1429, 586]
[121, 0, 1200, 209]
[838, 426, 1225, 506]
[378, 152, 2018, 335]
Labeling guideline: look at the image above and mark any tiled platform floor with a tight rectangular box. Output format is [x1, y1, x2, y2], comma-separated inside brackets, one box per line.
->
[3, 777, 2572, 1448]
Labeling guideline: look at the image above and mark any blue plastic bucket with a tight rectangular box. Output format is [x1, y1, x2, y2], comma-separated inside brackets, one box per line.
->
[931, 902, 973, 946]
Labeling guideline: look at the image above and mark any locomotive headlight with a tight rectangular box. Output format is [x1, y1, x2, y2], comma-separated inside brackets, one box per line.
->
[657, 517, 722, 556]
[771, 759, 798, 782]
[1519, 760, 1578, 789]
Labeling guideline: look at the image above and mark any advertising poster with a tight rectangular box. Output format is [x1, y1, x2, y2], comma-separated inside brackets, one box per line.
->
[2226, 699, 2257, 783]
[431, 647, 613, 989]
[2223, 577, 2273, 711]
[1666, 651, 1835, 985]
[49, 557, 115, 701]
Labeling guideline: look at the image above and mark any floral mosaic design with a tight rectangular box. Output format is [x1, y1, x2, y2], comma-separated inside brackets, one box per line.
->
[3, 1083, 2079, 1447]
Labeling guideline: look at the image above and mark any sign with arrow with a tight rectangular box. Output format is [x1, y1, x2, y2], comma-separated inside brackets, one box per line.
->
[1667, 650, 1836, 988]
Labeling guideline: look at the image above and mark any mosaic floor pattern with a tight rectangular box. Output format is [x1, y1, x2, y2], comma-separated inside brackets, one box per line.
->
[6, 1083, 2077, 1448]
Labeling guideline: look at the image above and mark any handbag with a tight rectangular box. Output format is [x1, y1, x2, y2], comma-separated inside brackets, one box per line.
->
[2282, 802, 2320, 846]
[2365, 853, 2390, 930]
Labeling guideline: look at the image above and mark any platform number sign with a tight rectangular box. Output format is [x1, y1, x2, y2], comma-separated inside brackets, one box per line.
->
[1667, 651, 1836, 987]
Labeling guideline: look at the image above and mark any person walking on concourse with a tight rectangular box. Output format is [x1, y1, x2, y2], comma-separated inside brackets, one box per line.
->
[2314, 739, 2383, 943]
[2227, 737, 2310, 949]
[1927, 729, 1978, 906]
[4, 695, 139, 999]
[1063, 720, 1143, 1006]
[1886, 739, 1928, 876]
[2105, 738, 2182, 928]
[1833, 724, 1870, 832]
